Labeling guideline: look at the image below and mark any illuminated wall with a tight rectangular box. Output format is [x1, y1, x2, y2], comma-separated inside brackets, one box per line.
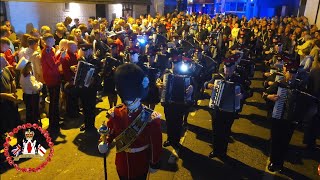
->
[304, 0, 320, 26]
[7, 2, 96, 34]
[107, 4, 123, 21]
[255, 0, 300, 18]
[151, 0, 165, 16]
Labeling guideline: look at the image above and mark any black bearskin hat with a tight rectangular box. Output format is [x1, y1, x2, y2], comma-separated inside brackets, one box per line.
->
[114, 63, 148, 101]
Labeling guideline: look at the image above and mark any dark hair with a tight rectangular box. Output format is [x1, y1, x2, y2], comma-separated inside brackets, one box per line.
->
[21, 34, 31, 48]
[27, 36, 39, 46]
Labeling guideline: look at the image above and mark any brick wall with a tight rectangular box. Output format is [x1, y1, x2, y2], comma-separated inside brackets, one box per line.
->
[7, 2, 96, 34]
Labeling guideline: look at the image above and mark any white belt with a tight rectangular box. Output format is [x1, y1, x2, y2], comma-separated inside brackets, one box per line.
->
[124, 145, 149, 153]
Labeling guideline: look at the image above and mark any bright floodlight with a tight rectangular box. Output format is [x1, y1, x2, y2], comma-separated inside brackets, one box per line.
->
[138, 38, 146, 44]
[180, 63, 188, 72]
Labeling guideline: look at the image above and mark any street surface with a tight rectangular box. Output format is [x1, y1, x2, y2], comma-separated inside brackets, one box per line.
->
[1, 62, 319, 180]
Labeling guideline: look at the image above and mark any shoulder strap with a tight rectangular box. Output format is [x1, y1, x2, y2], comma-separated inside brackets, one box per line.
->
[113, 106, 153, 153]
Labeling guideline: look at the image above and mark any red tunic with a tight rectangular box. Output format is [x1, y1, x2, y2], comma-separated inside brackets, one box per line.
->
[105, 105, 162, 178]
[4, 49, 16, 66]
[41, 47, 61, 87]
[59, 51, 78, 83]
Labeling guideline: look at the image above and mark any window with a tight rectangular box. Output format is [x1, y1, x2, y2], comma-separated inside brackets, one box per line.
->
[229, 2, 237, 11]
[237, 2, 245, 11]
[122, 4, 133, 18]
[64, 3, 70, 12]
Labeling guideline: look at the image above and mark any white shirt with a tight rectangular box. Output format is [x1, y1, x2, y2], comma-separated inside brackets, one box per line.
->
[18, 47, 35, 60]
[29, 51, 44, 83]
[20, 73, 43, 94]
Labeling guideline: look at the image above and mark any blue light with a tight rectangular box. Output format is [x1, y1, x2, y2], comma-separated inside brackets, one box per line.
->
[138, 39, 146, 44]
[180, 63, 188, 72]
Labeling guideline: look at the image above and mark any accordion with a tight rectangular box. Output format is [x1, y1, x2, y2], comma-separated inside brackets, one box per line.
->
[271, 86, 302, 122]
[160, 74, 193, 104]
[74, 61, 95, 88]
[209, 80, 241, 112]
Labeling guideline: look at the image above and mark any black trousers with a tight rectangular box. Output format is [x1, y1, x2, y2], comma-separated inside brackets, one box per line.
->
[270, 118, 295, 166]
[211, 110, 235, 155]
[23, 93, 40, 124]
[303, 105, 320, 147]
[164, 103, 187, 143]
[0, 100, 21, 134]
[65, 85, 79, 117]
[48, 86, 60, 129]
[78, 87, 97, 128]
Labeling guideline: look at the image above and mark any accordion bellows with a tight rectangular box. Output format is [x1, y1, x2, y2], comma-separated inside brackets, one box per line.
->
[160, 73, 193, 104]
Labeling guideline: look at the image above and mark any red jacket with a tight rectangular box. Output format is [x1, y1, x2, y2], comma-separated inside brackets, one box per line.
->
[59, 51, 78, 83]
[105, 105, 162, 178]
[41, 47, 61, 87]
[4, 49, 16, 66]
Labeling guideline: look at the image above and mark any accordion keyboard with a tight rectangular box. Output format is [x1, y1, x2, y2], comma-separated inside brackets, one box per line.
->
[272, 87, 288, 119]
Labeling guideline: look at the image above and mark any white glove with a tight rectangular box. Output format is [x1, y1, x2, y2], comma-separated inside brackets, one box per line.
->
[149, 167, 158, 174]
[98, 142, 108, 154]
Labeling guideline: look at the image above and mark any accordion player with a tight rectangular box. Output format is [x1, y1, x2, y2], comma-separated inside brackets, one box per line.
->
[209, 79, 242, 113]
[160, 73, 194, 105]
[74, 61, 96, 88]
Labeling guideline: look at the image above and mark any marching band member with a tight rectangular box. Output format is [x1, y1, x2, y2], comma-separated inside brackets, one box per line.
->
[77, 44, 101, 133]
[262, 65, 305, 172]
[41, 33, 61, 134]
[98, 63, 162, 180]
[59, 41, 79, 118]
[205, 60, 244, 159]
[157, 54, 194, 148]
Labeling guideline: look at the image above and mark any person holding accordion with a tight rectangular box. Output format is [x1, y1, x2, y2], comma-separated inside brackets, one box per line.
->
[157, 53, 194, 149]
[205, 60, 245, 159]
[76, 44, 103, 133]
[262, 64, 315, 172]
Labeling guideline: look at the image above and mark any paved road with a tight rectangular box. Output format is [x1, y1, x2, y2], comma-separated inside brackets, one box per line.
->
[1, 63, 319, 179]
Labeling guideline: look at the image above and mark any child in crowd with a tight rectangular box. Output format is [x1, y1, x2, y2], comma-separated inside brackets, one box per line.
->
[16, 57, 43, 124]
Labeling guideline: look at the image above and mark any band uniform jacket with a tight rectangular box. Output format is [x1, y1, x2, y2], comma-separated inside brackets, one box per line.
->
[104, 104, 162, 178]
[59, 51, 79, 83]
[41, 46, 61, 87]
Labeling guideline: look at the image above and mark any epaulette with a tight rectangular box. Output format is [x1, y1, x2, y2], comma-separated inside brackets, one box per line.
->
[150, 111, 161, 121]
[106, 104, 123, 119]
[106, 107, 115, 118]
